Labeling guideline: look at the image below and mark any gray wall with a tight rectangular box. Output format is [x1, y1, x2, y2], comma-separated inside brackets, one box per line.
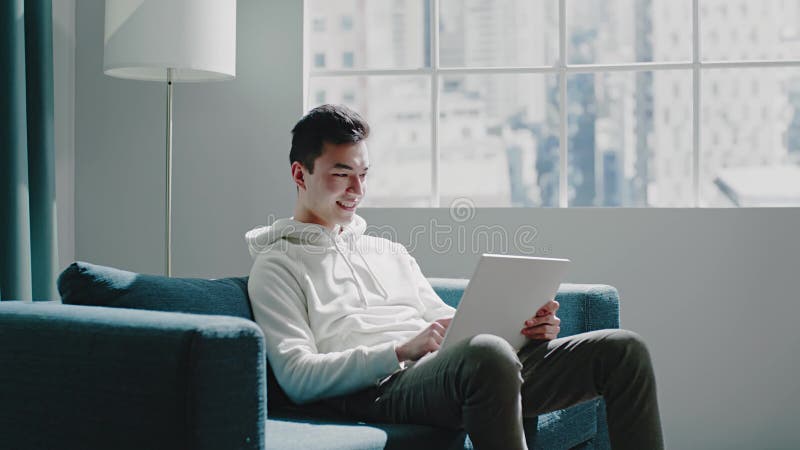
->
[75, 0, 300, 275]
[359, 207, 800, 450]
[53, 0, 76, 270]
[72, 1, 800, 448]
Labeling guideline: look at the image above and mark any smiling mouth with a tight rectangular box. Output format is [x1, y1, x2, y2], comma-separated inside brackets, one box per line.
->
[336, 200, 358, 211]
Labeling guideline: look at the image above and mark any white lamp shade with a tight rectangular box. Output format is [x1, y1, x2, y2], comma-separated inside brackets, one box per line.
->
[103, 0, 236, 82]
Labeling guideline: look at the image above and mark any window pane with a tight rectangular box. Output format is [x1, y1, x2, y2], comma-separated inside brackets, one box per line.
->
[439, 74, 560, 207]
[313, 53, 325, 68]
[567, 71, 693, 206]
[701, 68, 800, 206]
[307, 76, 432, 206]
[567, 0, 692, 64]
[701, 0, 800, 61]
[306, 0, 429, 70]
[439, 0, 557, 67]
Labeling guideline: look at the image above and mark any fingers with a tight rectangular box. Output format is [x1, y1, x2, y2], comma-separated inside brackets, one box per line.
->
[521, 323, 560, 337]
[525, 314, 561, 328]
[523, 330, 560, 341]
[521, 313, 561, 341]
[430, 321, 446, 336]
[435, 316, 453, 329]
[403, 321, 449, 361]
[425, 322, 446, 349]
[536, 300, 560, 316]
[429, 326, 444, 344]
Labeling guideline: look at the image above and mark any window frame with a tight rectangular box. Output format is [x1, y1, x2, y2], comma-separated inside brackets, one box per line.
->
[305, 0, 800, 207]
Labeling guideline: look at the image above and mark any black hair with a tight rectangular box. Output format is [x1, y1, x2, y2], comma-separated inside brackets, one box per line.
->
[289, 104, 370, 173]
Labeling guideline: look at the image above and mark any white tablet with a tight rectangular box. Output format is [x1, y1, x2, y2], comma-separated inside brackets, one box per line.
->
[439, 254, 571, 352]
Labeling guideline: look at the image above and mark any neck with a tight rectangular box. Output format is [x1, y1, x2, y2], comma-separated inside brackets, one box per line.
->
[293, 205, 340, 233]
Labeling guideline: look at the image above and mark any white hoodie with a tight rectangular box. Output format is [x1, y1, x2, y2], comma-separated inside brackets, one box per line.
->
[245, 214, 455, 404]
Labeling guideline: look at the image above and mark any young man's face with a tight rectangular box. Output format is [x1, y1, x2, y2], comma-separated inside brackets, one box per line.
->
[292, 140, 370, 230]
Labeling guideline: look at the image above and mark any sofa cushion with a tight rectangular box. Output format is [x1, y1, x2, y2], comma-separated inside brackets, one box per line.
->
[263, 417, 469, 450]
[262, 400, 598, 450]
[57, 261, 253, 320]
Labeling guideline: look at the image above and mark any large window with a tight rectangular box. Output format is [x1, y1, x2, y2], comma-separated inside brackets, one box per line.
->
[305, 0, 800, 207]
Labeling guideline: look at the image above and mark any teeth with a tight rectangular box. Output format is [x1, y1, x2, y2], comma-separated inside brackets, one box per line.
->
[338, 201, 356, 208]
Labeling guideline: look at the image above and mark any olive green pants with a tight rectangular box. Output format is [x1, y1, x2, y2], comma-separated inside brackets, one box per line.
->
[325, 329, 663, 450]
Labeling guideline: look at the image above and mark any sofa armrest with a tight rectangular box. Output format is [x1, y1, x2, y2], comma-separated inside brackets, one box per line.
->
[554, 283, 620, 336]
[428, 278, 618, 448]
[428, 278, 619, 336]
[0, 302, 266, 450]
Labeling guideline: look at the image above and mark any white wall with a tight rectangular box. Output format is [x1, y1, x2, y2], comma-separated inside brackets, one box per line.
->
[72, 1, 800, 449]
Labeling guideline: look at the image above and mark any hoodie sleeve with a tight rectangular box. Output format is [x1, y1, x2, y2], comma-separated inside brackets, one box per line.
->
[402, 248, 457, 322]
[247, 252, 402, 405]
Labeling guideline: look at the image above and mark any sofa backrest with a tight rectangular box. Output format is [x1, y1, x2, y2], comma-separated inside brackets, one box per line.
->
[58, 261, 254, 319]
[55, 261, 469, 412]
[57, 261, 302, 408]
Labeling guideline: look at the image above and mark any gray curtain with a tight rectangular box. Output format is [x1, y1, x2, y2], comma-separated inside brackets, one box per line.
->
[1, 0, 59, 301]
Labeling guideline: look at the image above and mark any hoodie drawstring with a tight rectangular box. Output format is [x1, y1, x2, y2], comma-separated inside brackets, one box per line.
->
[332, 235, 389, 307]
[354, 243, 389, 300]
[332, 238, 369, 307]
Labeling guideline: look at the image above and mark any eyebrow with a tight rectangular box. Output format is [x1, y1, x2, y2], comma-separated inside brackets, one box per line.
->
[332, 163, 369, 171]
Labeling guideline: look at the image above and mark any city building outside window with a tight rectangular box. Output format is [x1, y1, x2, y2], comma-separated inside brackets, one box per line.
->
[342, 51, 355, 68]
[305, 0, 800, 207]
[313, 52, 326, 69]
[341, 15, 354, 31]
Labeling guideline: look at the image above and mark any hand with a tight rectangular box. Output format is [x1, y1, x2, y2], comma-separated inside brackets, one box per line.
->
[521, 300, 560, 341]
[396, 317, 452, 362]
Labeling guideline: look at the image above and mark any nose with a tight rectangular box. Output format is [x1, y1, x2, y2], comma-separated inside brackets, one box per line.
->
[348, 175, 364, 196]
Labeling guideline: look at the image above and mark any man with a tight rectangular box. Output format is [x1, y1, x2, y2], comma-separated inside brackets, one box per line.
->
[246, 104, 663, 449]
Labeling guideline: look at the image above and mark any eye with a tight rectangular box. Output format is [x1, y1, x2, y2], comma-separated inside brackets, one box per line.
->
[359, 173, 367, 179]
[333, 173, 347, 177]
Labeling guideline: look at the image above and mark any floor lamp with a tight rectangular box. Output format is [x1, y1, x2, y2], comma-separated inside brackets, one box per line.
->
[102, 0, 236, 276]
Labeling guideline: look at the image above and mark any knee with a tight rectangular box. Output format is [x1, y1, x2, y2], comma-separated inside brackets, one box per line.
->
[603, 329, 653, 368]
[452, 335, 523, 418]
[461, 334, 522, 382]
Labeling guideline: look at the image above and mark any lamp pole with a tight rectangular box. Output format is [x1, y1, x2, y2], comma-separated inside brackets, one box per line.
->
[102, 1, 236, 277]
[165, 68, 174, 277]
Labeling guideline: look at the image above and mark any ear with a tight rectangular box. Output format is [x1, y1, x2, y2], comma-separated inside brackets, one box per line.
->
[291, 161, 307, 190]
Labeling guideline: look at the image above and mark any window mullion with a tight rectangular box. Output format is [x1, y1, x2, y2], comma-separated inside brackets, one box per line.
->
[302, 0, 310, 112]
[559, 0, 568, 208]
[430, 0, 440, 208]
[692, 0, 701, 207]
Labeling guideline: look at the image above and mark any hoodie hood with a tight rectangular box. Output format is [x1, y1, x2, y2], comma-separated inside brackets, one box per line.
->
[246, 214, 367, 259]
[245, 214, 387, 304]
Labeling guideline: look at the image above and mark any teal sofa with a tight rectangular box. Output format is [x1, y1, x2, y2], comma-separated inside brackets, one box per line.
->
[0, 262, 618, 449]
